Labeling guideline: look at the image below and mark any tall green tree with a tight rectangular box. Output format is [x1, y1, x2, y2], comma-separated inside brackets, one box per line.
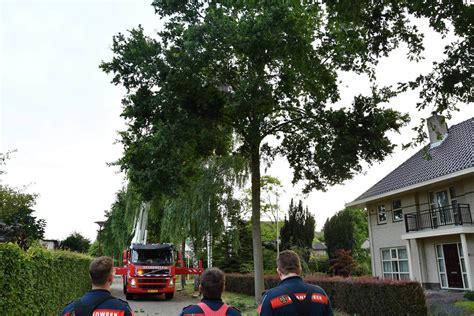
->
[101, 2, 471, 300]
[4, 208, 45, 250]
[280, 199, 315, 262]
[1, 151, 44, 249]
[323, 208, 368, 261]
[0, 151, 37, 219]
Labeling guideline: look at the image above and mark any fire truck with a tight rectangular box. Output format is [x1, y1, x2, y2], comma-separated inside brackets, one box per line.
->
[116, 243, 202, 300]
[114, 204, 202, 300]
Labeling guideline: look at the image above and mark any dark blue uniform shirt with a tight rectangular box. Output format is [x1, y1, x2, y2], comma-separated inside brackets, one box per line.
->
[258, 276, 333, 316]
[180, 298, 241, 316]
[60, 289, 133, 316]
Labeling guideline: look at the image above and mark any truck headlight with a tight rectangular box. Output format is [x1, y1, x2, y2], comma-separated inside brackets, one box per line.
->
[130, 278, 136, 287]
[137, 269, 144, 276]
[168, 278, 174, 288]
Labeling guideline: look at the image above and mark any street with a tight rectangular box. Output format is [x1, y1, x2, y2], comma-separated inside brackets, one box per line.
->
[111, 276, 198, 316]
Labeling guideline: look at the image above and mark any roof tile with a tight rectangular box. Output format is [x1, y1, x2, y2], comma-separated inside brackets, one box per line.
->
[353, 117, 474, 202]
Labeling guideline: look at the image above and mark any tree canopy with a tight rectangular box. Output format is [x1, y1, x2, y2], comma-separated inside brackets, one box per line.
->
[0, 151, 45, 249]
[101, 1, 472, 300]
[61, 232, 91, 253]
[323, 208, 368, 260]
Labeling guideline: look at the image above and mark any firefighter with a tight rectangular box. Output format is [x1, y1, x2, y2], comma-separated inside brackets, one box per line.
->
[61, 256, 133, 316]
[258, 250, 333, 316]
[180, 267, 241, 316]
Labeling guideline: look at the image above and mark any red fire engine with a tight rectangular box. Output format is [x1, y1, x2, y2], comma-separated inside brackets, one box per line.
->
[116, 243, 202, 300]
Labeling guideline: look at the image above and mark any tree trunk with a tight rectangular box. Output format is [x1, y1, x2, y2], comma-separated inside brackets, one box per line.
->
[250, 144, 265, 303]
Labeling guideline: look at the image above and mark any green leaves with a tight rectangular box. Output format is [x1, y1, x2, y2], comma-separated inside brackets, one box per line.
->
[280, 199, 315, 252]
[101, 0, 470, 300]
[61, 232, 91, 253]
[0, 243, 91, 314]
[323, 208, 368, 262]
[4, 208, 46, 250]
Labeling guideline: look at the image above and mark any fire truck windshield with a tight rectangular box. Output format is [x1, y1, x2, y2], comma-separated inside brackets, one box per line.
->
[131, 249, 172, 265]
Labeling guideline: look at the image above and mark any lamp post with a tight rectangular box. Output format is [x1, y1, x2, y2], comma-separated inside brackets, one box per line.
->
[94, 221, 106, 256]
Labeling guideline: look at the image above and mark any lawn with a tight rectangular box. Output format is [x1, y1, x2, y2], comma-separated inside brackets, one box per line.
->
[455, 300, 474, 311]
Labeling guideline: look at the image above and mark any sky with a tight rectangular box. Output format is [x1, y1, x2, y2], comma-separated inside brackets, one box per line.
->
[1, 1, 473, 241]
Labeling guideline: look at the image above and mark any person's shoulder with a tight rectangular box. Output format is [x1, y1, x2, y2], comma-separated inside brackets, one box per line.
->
[306, 282, 328, 294]
[106, 297, 132, 310]
[181, 303, 203, 314]
[59, 300, 75, 315]
[227, 305, 241, 315]
[265, 285, 286, 297]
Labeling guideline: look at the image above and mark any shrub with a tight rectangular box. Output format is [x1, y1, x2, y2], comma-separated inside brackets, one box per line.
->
[225, 273, 427, 316]
[0, 243, 92, 314]
[464, 291, 474, 301]
[329, 249, 359, 277]
[308, 255, 330, 273]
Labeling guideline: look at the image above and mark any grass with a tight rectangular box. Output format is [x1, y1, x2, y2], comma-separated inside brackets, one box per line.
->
[222, 291, 258, 315]
[455, 300, 474, 311]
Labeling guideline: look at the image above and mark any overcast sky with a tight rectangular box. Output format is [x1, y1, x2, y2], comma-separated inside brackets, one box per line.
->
[1, 1, 473, 241]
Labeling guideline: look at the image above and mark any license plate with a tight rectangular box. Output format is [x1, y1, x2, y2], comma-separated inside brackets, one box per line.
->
[148, 290, 159, 293]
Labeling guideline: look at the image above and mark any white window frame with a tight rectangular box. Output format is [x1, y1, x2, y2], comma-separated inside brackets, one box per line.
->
[377, 204, 387, 224]
[450, 186, 459, 220]
[435, 242, 468, 289]
[381, 247, 410, 280]
[392, 200, 403, 222]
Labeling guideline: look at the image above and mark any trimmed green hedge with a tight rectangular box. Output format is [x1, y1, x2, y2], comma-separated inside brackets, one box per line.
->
[0, 243, 92, 314]
[225, 273, 427, 316]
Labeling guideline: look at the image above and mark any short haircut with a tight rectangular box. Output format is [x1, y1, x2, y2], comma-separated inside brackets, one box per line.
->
[89, 256, 114, 286]
[200, 267, 225, 299]
[277, 250, 302, 275]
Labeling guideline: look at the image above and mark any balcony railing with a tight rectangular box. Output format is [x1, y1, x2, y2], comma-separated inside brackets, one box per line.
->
[405, 204, 472, 233]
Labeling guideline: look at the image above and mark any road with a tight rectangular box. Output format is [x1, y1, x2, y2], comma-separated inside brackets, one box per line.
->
[111, 276, 198, 316]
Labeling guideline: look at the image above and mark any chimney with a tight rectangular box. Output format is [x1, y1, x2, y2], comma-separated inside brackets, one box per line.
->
[427, 113, 448, 148]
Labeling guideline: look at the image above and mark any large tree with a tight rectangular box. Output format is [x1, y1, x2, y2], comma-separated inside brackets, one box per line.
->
[4, 207, 45, 250]
[1, 151, 45, 249]
[101, 1, 472, 300]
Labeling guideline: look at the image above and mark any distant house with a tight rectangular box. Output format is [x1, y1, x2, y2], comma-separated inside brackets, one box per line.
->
[312, 242, 328, 257]
[0, 221, 16, 242]
[361, 239, 370, 250]
[347, 115, 474, 290]
[41, 239, 60, 250]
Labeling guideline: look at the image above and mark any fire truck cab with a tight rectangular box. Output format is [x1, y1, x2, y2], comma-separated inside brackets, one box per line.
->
[122, 243, 176, 300]
[119, 243, 202, 300]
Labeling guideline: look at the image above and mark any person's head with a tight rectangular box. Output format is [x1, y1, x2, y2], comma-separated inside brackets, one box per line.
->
[89, 256, 114, 288]
[276, 250, 302, 278]
[199, 267, 225, 299]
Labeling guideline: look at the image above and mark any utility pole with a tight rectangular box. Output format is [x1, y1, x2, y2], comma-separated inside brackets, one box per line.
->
[276, 196, 280, 258]
[207, 198, 213, 268]
[94, 220, 106, 256]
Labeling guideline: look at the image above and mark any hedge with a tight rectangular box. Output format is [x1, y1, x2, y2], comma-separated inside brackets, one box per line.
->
[0, 243, 92, 315]
[225, 273, 427, 316]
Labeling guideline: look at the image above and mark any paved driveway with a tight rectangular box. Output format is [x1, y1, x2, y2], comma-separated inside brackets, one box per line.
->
[425, 290, 470, 316]
[111, 276, 198, 316]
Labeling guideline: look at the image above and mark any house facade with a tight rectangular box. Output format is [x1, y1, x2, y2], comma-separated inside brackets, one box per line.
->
[312, 242, 328, 258]
[347, 116, 474, 290]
